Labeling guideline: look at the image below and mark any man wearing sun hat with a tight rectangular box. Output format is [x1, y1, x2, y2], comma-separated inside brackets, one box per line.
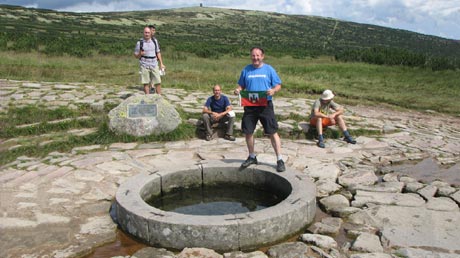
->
[309, 89, 356, 148]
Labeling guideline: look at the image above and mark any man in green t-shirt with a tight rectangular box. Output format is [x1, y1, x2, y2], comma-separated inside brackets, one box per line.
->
[309, 89, 356, 148]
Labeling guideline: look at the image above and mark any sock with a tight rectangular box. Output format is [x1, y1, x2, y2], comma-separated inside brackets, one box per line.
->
[343, 130, 351, 138]
[318, 134, 324, 141]
[277, 155, 283, 161]
[249, 153, 256, 158]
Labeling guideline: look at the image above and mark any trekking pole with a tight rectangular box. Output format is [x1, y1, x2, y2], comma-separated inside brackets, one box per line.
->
[238, 93, 241, 107]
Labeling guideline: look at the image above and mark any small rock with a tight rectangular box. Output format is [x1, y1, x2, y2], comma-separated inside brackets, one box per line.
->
[300, 233, 338, 250]
[405, 182, 425, 193]
[426, 197, 460, 211]
[430, 180, 451, 188]
[267, 242, 309, 258]
[417, 185, 438, 200]
[177, 247, 223, 258]
[309, 217, 343, 235]
[347, 210, 381, 228]
[437, 185, 457, 197]
[382, 125, 398, 134]
[316, 178, 343, 197]
[338, 165, 378, 188]
[399, 176, 417, 183]
[349, 181, 404, 194]
[350, 253, 392, 258]
[330, 206, 362, 217]
[310, 246, 337, 258]
[223, 250, 267, 258]
[303, 163, 341, 181]
[381, 173, 399, 182]
[350, 232, 383, 253]
[394, 247, 460, 258]
[320, 194, 350, 213]
[132, 247, 175, 258]
[343, 223, 378, 238]
[23, 82, 41, 88]
[451, 190, 460, 205]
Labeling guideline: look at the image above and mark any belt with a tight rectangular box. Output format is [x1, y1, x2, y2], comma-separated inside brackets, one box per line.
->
[141, 56, 157, 59]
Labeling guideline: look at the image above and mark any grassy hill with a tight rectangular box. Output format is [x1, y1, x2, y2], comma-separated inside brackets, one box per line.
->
[0, 4, 459, 115]
[1, 4, 459, 59]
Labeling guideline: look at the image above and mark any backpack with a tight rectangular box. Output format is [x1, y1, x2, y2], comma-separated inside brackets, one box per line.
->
[139, 38, 158, 54]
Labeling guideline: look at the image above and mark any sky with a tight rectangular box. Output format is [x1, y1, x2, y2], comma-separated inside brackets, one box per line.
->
[1, 0, 459, 40]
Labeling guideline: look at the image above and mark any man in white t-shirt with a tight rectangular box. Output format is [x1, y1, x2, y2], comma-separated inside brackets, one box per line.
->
[133, 26, 165, 95]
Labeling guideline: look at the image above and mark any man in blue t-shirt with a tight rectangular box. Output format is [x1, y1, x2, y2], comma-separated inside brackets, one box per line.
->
[234, 47, 285, 172]
[202, 85, 235, 141]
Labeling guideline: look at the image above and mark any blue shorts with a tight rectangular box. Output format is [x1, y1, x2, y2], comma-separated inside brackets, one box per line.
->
[241, 101, 278, 135]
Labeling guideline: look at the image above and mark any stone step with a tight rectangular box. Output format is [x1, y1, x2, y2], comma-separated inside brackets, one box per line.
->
[5, 128, 98, 151]
[15, 116, 92, 129]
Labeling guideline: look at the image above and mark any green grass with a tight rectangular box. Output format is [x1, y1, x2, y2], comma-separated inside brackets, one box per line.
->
[0, 50, 458, 167]
[0, 101, 379, 166]
[0, 51, 137, 84]
[1, 51, 459, 114]
[280, 58, 460, 113]
[0, 104, 199, 166]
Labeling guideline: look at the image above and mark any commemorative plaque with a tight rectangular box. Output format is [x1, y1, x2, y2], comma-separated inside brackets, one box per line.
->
[128, 103, 157, 118]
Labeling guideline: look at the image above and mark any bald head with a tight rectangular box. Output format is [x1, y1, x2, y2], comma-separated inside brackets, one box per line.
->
[143, 27, 152, 40]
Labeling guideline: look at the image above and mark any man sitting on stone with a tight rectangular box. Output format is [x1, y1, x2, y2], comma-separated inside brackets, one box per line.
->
[202, 85, 236, 141]
[310, 89, 356, 148]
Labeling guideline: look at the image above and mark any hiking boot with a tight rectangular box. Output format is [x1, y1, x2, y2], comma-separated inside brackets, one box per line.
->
[317, 140, 325, 148]
[205, 134, 212, 141]
[241, 156, 258, 169]
[276, 159, 286, 172]
[224, 134, 236, 141]
[344, 136, 356, 144]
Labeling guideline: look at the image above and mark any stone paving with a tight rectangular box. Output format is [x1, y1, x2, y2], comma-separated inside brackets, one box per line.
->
[1, 79, 460, 258]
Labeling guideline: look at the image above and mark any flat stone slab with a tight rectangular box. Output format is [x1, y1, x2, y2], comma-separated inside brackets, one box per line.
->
[351, 191, 426, 207]
[363, 206, 460, 252]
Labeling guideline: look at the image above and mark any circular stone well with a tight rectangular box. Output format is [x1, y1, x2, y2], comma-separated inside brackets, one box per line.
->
[115, 160, 316, 252]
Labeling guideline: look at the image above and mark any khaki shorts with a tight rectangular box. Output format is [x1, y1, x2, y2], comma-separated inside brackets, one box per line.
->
[139, 66, 161, 85]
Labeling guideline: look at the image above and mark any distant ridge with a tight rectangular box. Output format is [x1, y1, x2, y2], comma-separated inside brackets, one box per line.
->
[1, 4, 459, 58]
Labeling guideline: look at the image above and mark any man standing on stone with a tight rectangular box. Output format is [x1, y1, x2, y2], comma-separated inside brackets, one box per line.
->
[147, 25, 166, 94]
[309, 89, 356, 148]
[234, 47, 285, 172]
[202, 85, 236, 141]
[134, 26, 165, 95]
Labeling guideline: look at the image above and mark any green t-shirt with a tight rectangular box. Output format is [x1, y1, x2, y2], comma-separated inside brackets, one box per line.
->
[310, 99, 341, 119]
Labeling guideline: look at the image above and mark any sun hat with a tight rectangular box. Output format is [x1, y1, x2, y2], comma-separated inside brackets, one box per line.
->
[320, 89, 335, 100]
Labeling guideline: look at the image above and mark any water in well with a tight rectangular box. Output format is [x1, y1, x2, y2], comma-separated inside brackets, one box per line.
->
[146, 183, 287, 215]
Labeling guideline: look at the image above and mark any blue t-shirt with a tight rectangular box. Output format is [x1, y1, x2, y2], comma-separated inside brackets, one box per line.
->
[204, 95, 231, 113]
[237, 64, 282, 101]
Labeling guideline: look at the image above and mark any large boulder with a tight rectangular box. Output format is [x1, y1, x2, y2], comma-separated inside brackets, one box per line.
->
[108, 94, 181, 136]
